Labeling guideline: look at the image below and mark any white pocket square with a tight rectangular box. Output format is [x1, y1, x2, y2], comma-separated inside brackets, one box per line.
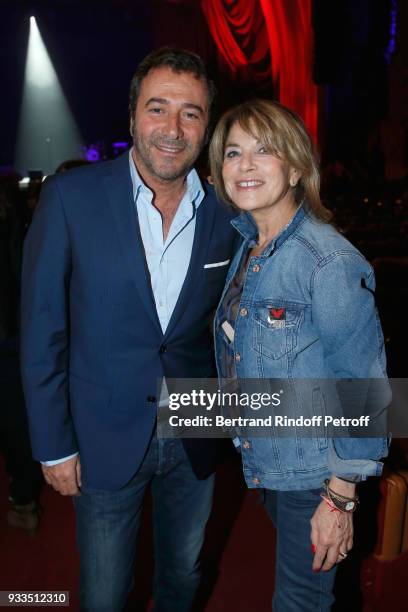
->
[204, 259, 230, 269]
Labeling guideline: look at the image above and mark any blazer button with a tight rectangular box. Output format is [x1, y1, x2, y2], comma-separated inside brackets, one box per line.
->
[159, 345, 167, 354]
[147, 395, 156, 403]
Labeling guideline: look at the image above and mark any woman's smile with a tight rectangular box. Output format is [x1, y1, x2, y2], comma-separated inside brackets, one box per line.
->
[235, 179, 265, 190]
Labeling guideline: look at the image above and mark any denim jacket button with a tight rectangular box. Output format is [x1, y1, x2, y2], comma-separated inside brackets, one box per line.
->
[235, 353, 241, 362]
[252, 264, 261, 273]
[252, 477, 260, 485]
[240, 307, 248, 317]
[242, 440, 251, 449]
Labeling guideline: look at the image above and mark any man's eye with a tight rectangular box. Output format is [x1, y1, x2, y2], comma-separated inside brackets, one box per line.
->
[149, 107, 163, 114]
[184, 112, 199, 120]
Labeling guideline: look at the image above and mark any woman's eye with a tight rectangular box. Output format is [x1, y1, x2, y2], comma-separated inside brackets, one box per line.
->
[225, 150, 239, 159]
[258, 145, 268, 154]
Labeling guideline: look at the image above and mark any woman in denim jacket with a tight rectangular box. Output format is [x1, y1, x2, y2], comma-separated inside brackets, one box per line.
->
[209, 99, 389, 611]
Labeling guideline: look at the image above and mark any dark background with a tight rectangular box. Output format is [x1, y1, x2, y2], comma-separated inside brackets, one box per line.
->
[0, 0, 152, 164]
[0, 0, 406, 179]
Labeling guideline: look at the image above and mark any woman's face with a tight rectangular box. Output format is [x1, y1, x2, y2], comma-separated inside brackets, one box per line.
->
[222, 122, 299, 217]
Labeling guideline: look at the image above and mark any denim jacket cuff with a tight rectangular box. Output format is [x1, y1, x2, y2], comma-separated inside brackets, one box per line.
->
[327, 438, 385, 481]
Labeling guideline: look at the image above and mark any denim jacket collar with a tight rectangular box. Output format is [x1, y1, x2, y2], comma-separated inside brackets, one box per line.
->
[231, 203, 307, 256]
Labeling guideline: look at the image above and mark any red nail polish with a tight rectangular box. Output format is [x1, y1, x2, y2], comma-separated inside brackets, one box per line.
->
[311, 544, 316, 554]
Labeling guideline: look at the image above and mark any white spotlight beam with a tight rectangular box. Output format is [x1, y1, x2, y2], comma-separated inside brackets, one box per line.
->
[15, 17, 83, 176]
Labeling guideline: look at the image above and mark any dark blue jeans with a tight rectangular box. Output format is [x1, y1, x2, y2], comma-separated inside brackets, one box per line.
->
[263, 488, 337, 612]
[74, 437, 214, 611]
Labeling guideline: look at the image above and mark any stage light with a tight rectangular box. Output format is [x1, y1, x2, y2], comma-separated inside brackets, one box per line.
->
[25, 15, 57, 89]
[15, 17, 83, 176]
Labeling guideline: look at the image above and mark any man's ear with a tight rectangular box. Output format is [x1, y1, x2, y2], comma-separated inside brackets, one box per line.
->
[129, 118, 134, 138]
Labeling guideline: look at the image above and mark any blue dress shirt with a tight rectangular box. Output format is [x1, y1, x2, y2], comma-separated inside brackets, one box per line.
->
[129, 150, 204, 333]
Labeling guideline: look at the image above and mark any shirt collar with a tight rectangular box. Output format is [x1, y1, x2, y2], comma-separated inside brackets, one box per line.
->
[128, 149, 204, 209]
[231, 203, 307, 256]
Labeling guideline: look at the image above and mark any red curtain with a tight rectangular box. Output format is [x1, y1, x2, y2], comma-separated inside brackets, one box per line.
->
[200, 0, 270, 83]
[201, 0, 318, 142]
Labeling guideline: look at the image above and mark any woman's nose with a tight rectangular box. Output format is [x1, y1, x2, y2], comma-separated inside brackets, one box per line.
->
[239, 152, 256, 172]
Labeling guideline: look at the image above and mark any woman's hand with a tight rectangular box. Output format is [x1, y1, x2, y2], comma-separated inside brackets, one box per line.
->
[310, 478, 355, 572]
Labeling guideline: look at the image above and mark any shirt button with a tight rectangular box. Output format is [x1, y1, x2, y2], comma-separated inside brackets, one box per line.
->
[240, 307, 248, 317]
[252, 477, 260, 485]
[242, 440, 251, 449]
[159, 345, 167, 354]
[235, 353, 241, 362]
[252, 264, 260, 273]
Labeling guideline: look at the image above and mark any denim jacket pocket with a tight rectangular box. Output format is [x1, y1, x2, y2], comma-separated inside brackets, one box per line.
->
[252, 301, 303, 360]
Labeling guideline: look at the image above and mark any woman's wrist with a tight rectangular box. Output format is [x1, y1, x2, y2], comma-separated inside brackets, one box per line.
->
[329, 475, 356, 498]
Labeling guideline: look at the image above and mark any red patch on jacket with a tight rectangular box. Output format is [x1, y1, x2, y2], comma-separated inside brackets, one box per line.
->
[268, 307, 285, 320]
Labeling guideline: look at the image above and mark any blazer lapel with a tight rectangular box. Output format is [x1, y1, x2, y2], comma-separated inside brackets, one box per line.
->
[104, 154, 162, 334]
[164, 194, 216, 340]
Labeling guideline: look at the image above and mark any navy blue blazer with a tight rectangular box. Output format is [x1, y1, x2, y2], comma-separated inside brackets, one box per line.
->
[21, 153, 237, 490]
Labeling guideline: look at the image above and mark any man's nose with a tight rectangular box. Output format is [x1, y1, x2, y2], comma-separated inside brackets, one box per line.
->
[163, 113, 183, 139]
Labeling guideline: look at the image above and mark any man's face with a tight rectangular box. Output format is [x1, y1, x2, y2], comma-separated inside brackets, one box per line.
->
[131, 66, 209, 184]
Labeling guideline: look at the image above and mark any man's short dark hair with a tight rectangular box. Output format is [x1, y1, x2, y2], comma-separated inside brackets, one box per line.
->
[129, 47, 216, 118]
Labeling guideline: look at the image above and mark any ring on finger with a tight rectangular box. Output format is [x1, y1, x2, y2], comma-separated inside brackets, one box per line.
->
[339, 551, 348, 559]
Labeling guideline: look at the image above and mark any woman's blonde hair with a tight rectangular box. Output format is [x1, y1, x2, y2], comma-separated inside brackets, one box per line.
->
[209, 99, 332, 222]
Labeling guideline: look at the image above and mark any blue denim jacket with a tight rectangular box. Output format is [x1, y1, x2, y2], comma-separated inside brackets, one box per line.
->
[214, 205, 389, 491]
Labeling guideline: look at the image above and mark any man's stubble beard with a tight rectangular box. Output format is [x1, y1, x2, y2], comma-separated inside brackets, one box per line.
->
[133, 133, 204, 183]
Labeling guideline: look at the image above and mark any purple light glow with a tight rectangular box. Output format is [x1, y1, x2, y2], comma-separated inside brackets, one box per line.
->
[84, 146, 101, 162]
[112, 141, 129, 158]
[386, 0, 397, 62]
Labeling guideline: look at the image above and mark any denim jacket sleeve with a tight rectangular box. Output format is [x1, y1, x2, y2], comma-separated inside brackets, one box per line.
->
[311, 251, 390, 480]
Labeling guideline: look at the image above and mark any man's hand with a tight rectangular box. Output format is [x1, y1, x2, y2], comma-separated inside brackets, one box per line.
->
[42, 455, 82, 496]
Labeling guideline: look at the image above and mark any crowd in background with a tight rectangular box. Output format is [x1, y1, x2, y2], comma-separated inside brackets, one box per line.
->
[0, 159, 90, 533]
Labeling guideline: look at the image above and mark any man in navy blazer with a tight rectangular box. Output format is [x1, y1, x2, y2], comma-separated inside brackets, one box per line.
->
[21, 48, 236, 611]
